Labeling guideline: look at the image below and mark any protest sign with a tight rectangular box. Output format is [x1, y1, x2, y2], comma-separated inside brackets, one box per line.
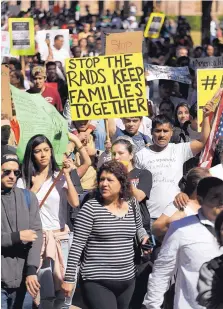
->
[66, 53, 148, 120]
[1, 65, 12, 119]
[145, 64, 191, 84]
[197, 68, 223, 132]
[1, 31, 11, 57]
[144, 13, 165, 39]
[36, 29, 70, 62]
[8, 18, 35, 56]
[105, 31, 143, 55]
[190, 56, 223, 70]
[10, 86, 68, 165]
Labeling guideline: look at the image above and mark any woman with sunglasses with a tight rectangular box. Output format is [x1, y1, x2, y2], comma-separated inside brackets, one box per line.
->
[17, 134, 81, 309]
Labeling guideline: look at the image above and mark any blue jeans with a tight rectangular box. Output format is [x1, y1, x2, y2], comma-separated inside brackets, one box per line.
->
[1, 283, 33, 309]
[94, 120, 106, 151]
[38, 232, 74, 309]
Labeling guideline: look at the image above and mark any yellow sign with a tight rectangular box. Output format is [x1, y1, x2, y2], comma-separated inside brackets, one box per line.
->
[9, 18, 35, 56]
[65, 53, 148, 120]
[197, 68, 223, 132]
[144, 13, 165, 39]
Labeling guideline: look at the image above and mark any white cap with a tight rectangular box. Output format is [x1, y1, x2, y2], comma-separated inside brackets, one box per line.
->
[128, 16, 136, 22]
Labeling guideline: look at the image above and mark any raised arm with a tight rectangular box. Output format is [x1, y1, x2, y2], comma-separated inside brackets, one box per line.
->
[190, 101, 214, 156]
[68, 133, 91, 178]
[46, 39, 53, 61]
[108, 118, 117, 138]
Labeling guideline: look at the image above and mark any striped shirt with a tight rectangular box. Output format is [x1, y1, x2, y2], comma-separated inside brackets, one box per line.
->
[65, 198, 146, 282]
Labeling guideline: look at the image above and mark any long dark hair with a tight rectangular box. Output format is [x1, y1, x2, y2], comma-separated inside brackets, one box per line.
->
[112, 138, 135, 165]
[22, 135, 59, 189]
[174, 103, 190, 127]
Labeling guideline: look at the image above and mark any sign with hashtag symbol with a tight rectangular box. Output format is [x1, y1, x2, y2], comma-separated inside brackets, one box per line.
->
[197, 68, 223, 132]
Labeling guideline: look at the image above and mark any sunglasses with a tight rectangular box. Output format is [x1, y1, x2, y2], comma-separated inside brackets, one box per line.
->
[2, 169, 21, 177]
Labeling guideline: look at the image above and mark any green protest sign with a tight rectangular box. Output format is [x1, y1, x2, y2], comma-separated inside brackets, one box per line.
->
[10, 86, 68, 165]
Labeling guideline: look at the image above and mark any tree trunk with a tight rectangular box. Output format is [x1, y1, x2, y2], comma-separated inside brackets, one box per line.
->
[142, 1, 154, 19]
[98, 1, 104, 16]
[123, 1, 129, 19]
[201, 0, 212, 45]
[140, 1, 153, 25]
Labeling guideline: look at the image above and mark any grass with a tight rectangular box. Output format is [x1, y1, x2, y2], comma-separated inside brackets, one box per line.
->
[191, 31, 201, 46]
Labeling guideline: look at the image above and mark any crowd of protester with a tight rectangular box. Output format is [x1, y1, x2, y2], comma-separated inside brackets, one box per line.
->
[1, 2, 223, 309]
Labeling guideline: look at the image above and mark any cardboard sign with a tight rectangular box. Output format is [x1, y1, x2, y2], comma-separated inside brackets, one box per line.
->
[105, 31, 143, 55]
[145, 64, 191, 84]
[144, 13, 165, 39]
[66, 53, 148, 120]
[1, 65, 12, 119]
[8, 18, 35, 56]
[10, 86, 68, 165]
[197, 68, 223, 132]
[190, 56, 223, 70]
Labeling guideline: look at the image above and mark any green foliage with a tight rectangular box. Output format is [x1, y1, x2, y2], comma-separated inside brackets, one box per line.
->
[166, 15, 201, 31]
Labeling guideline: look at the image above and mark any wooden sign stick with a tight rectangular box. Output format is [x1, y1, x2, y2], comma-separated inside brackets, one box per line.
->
[104, 119, 111, 142]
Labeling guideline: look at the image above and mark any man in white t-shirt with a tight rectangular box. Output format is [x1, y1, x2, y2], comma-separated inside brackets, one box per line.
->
[46, 35, 70, 67]
[135, 105, 212, 220]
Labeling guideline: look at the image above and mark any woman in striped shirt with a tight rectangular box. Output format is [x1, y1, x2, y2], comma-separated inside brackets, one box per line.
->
[62, 160, 148, 309]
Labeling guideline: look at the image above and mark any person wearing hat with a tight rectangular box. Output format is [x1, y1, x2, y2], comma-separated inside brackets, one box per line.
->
[1, 150, 42, 308]
[27, 66, 63, 113]
[123, 15, 138, 30]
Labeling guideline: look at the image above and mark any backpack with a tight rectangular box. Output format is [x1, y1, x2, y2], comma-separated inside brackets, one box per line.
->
[22, 189, 31, 210]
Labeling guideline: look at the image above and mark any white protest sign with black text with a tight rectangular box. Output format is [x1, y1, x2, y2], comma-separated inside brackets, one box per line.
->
[36, 29, 70, 64]
[145, 64, 191, 84]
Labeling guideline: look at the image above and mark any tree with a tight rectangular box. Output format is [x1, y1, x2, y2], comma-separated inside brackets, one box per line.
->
[201, 0, 212, 45]
[98, 1, 104, 16]
[123, 1, 129, 19]
[140, 1, 154, 26]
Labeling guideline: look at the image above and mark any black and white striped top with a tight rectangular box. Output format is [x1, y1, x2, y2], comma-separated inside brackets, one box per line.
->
[65, 198, 147, 282]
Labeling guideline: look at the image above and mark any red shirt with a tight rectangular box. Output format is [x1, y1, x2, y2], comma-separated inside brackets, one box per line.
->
[41, 85, 63, 113]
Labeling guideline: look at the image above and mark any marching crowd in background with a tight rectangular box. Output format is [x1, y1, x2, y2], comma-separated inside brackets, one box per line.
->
[1, 2, 223, 309]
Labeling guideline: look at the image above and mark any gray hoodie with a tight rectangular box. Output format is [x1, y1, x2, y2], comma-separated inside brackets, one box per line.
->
[1, 187, 42, 289]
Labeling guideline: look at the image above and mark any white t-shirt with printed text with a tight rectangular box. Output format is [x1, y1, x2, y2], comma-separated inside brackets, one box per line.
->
[135, 143, 193, 218]
[17, 173, 68, 230]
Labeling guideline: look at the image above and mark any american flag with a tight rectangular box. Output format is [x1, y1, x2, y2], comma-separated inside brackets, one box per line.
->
[199, 93, 223, 168]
